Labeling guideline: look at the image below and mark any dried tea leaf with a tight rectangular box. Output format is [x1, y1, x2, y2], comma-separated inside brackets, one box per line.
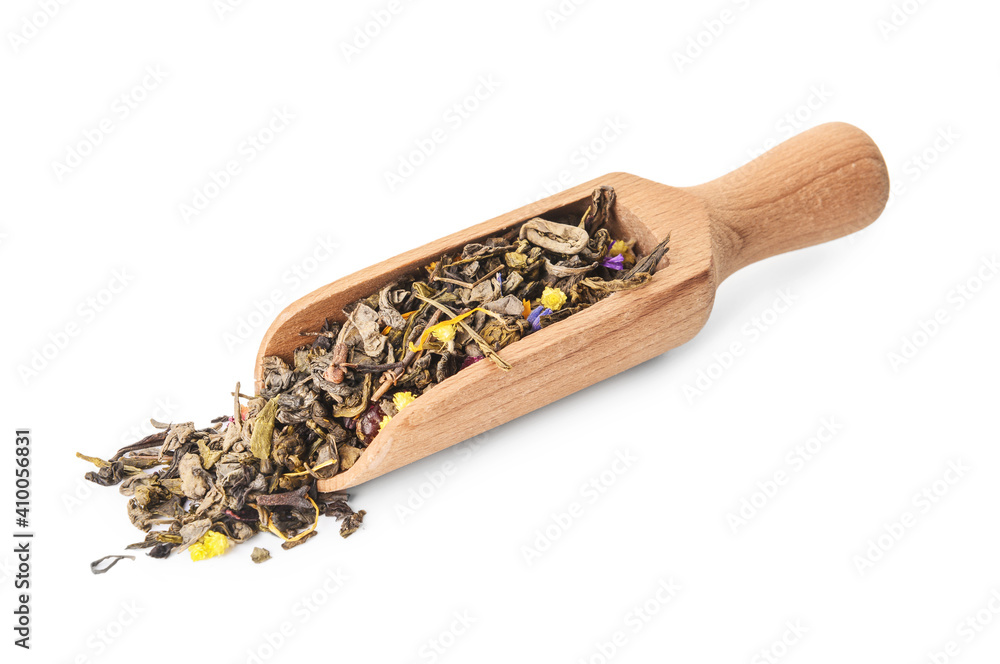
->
[80, 455, 140, 487]
[215, 519, 255, 543]
[580, 185, 616, 232]
[332, 373, 372, 418]
[323, 500, 354, 520]
[133, 483, 171, 509]
[505, 251, 529, 270]
[621, 234, 670, 280]
[126, 499, 156, 530]
[340, 510, 366, 538]
[341, 303, 387, 356]
[160, 478, 185, 496]
[519, 218, 590, 254]
[176, 518, 213, 553]
[378, 284, 407, 330]
[281, 530, 318, 550]
[251, 547, 272, 564]
[543, 258, 598, 278]
[91, 555, 135, 575]
[125, 531, 182, 550]
[179, 453, 210, 500]
[481, 294, 527, 316]
[257, 486, 313, 511]
[339, 445, 362, 471]
[465, 279, 498, 304]
[250, 397, 280, 461]
[197, 438, 223, 470]
[76, 452, 111, 468]
[310, 440, 340, 479]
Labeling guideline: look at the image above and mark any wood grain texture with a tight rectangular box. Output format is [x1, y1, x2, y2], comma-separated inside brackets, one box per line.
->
[253, 122, 889, 492]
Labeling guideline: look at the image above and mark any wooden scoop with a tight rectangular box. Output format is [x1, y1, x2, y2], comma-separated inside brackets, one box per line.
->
[256, 122, 889, 492]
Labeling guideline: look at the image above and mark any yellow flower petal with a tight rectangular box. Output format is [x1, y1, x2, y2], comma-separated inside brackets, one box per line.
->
[432, 324, 456, 343]
[540, 287, 567, 311]
[609, 240, 636, 263]
[393, 391, 417, 410]
[189, 531, 231, 561]
[379, 415, 392, 431]
[409, 308, 485, 352]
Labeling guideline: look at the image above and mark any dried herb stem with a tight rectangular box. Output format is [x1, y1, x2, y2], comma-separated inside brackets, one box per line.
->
[340, 361, 405, 373]
[440, 246, 516, 269]
[414, 294, 511, 371]
[109, 431, 168, 462]
[469, 264, 504, 288]
[372, 309, 443, 401]
[255, 486, 312, 510]
[432, 276, 475, 288]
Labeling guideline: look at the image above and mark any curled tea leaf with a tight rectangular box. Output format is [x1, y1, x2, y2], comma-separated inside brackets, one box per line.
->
[179, 452, 211, 500]
[281, 530, 318, 550]
[340, 510, 366, 538]
[90, 554, 135, 575]
[176, 518, 213, 553]
[250, 397, 280, 461]
[543, 258, 598, 278]
[519, 218, 590, 255]
[76, 452, 111, 468]
[339, 445, 362, 471]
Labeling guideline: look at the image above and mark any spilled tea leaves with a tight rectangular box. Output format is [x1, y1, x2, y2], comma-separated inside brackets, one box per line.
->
[80, 186, 670, 566]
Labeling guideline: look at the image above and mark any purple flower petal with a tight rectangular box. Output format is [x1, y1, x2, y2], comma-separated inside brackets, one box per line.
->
[531, 307, 552, 331]
[526, 305, 545, 327]
[460, 355, 485, 370]
[601, 254, 625, 270]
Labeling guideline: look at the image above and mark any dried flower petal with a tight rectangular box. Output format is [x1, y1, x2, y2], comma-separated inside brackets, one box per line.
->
[432, 324, 456, 343]
[601, 254, 625, 270]
[461, 355, 485, 370]
[526, 305, 553, 331]
[188, 531, 231, 561]
[410, 308, 484, 351]
[392, 392, 417, 410]
[608, 239, 636, 263]
[540, 287, 567, 311]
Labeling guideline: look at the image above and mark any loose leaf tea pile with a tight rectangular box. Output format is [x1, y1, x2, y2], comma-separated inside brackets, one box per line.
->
[80, 186, 669, 565]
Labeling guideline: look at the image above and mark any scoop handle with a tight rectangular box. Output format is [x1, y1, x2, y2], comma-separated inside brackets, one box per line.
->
[688, 122, 889, 282]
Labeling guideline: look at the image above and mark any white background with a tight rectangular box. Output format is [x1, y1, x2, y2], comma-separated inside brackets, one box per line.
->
[2, 1, 998, 663]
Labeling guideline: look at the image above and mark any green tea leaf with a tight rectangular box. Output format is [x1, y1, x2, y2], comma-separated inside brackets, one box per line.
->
[197, 438, 223, 470]
[250, 397, 279, 461]
[76, 452, 111, 468]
